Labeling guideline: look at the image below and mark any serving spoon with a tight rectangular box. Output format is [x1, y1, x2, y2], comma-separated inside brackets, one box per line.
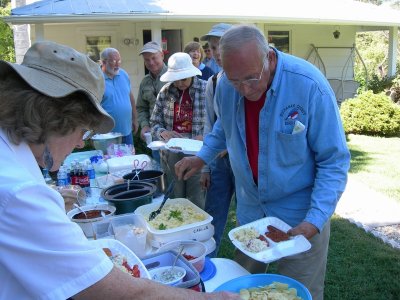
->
[171, 245, 184, 273]
[148, 179, 175, 221]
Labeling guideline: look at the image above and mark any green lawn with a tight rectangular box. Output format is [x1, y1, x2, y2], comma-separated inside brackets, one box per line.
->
[347, 134, 400, 203]
[218, 134, 400, 299]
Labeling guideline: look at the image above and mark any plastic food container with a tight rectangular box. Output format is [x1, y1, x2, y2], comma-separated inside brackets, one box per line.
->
[111, 214, 148, 258]
[157, 240, 207, 272]
[92, 213, 151, 258]
[105, 154, 152, 173]
[142, 250, 201, 289]
[67, 203, 116, 238]
[149, 266, 186, 286]
[228, 217, 311, 263]
[134, 198, 214, 248]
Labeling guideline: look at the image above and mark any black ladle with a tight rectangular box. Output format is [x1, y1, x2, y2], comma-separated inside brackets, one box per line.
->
[148, 180, 175, 221]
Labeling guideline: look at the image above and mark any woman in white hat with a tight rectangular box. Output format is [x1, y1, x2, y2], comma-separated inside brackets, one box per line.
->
[150, 52, 207, 209]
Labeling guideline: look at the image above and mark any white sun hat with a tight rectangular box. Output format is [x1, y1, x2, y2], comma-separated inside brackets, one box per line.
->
[160, 52, 201, 82]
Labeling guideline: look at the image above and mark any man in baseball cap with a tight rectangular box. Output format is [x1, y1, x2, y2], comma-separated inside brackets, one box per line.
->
[139, 41, 163, 55]
[137, 41, 168, 163]
[200, 23, 233, 41]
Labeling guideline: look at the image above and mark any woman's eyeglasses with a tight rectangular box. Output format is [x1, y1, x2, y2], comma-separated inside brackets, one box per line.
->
[82, 129, 95, 141]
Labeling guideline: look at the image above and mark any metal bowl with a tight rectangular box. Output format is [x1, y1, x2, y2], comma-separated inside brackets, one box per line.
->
[122, 170, 166, 197]
[91, 132, 123, 153]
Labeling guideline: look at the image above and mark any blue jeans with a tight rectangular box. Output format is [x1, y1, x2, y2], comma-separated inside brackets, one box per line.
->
[152, 150, 161, 165]
[122, 132, 133, 145]
[205, 154, 235, 257]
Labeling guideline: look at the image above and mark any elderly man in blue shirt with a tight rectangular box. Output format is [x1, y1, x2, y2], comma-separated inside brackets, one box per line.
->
[175, 25, 350, 300]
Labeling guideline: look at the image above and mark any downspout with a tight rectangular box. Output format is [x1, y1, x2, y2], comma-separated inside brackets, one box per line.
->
[11, 0, 31, 63]
[151, 21, 162, 46]
[387, 26, 398, 77]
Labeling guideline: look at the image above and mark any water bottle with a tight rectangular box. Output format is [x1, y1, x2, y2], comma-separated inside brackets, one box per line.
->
[42, 168, 53, 184]
[86, 161, 96, 188]
[57, 166, 68, 187]
[65, 164, 71, 184]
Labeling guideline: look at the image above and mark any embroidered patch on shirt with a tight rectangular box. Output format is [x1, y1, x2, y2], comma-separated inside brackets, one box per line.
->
[279, 104, 307, 128]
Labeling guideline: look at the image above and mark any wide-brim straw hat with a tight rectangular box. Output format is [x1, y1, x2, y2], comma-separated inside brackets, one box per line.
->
[160, 52, 201, 82]
[0, 40, 114, 133]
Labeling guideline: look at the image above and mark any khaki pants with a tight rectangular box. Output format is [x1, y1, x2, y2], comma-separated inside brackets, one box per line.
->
[234, 221, 331, 300]
[160, 150, 205, 209]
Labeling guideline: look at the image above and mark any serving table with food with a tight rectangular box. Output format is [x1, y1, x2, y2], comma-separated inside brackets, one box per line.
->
[58, 149, 313, 298]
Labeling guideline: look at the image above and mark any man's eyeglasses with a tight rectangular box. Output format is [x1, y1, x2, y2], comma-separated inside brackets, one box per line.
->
[228, 54, 268, 88]
[82, 129, 95, 141]
[107, 59, 122, 65]
[204, 49, 211, 53]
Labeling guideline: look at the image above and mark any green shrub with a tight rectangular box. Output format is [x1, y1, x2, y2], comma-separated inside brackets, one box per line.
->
[340, 90, 400, 137]
[365, 74, 393, 94]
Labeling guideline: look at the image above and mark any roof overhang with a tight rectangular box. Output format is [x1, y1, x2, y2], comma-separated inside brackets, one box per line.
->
[4, 0, 400, 28]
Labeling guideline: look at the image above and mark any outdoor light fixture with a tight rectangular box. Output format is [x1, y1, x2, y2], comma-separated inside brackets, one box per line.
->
[333, 26, 341, 39]
[123, 38, 139, 46]
[333, 30, 341, 39]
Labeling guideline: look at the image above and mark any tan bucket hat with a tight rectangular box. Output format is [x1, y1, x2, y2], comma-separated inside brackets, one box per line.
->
[160, 52, 201, 82]
[0, 40, 114, 133]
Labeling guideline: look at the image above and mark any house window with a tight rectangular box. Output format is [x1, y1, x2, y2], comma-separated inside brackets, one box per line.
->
[268, 31, 290, 53]
[86, 36, 111, 62]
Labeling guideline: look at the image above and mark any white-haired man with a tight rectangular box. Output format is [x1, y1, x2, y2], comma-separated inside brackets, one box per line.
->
[176, 24, 350, 300]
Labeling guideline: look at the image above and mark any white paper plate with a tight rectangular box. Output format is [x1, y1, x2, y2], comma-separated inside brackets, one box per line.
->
[228, 217, 311, 263]
[165, 138, 203, 155]
[147, 141, 166, 151]
[90, 238, 151, 279]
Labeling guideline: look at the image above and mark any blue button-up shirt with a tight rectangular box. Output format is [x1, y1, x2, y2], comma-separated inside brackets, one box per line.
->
[198, 49, 350, 231]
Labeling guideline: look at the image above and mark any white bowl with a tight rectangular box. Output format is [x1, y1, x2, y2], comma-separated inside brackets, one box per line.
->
[157, 240, 207, 272]
[149, 266, 186, 286]
[67, 204, 116, 238]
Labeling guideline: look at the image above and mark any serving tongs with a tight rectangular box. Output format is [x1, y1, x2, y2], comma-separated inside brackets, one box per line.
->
[148, 180, 175, 221]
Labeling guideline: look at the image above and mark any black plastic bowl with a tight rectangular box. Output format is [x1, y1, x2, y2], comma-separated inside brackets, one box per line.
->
[101, 182, 156, 214]
[122, 170, 165, 197]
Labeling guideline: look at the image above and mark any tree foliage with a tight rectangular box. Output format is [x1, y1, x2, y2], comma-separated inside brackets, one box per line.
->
[354, 1, 400, 92]
[0, 2, 15, 62]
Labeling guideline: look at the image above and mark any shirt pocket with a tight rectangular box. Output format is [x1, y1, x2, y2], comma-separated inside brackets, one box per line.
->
[142, 87, 156, 101]
[275, 130, 308, 167]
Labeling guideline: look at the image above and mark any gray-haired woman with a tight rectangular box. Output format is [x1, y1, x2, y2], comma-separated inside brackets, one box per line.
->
[0, 41, 240, 300]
